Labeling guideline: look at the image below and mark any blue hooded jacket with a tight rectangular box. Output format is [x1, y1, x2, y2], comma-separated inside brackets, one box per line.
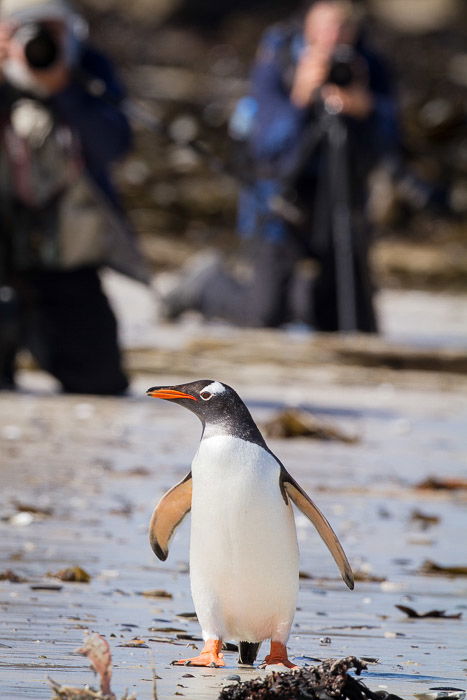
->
[236, 23, 399, 243]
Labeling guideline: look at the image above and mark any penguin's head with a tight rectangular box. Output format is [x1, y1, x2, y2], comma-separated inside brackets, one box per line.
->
[147, 379, 239, 420]
[147, 379, 265, 443]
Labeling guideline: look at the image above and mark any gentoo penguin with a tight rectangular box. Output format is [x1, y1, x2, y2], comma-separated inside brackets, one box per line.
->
[147, 379, 353, 669]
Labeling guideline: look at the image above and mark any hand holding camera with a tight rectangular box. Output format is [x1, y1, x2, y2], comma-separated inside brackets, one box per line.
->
[290, 46, 331, 108]
[291, 44, 373, 119]
[321, 81, 373, 118]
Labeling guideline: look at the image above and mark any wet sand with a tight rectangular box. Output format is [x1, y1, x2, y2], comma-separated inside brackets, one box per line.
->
[1, 281, 466, 699]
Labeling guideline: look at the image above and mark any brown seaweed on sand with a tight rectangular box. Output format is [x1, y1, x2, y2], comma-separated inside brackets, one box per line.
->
[395, 605, 462, 619]
[12, 500, 53, 517]
[219, 656, 405, 700]
[49, 633, 136, 700]
[414, 477, 467, 491]
[0, 569, 28, 582]
[262, 410, 359, 443]
[409, 510, 440, 529]
[419, 560, 467, 577]
[49, 567, 91, 583]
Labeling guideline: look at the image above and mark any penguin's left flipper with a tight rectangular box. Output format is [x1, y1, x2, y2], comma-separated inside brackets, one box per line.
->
[280, 467, 354, 590]
[149, 472, 192, 561]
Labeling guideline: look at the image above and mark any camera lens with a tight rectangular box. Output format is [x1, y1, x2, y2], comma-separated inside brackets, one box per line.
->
[15, 23, 59, 70]
[327, 45, 355, 88]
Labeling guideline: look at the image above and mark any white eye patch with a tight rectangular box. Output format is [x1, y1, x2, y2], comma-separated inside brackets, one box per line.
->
[202, 381, 226, 396]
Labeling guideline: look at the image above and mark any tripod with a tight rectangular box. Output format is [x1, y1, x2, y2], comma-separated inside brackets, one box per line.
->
[269, 103, 366, 332]
[327, 108, 358, 332]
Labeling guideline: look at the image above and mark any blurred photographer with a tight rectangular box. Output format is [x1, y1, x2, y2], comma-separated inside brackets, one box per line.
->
[237, 0, 398, 331]
[0, 0, 148, 393]
[165, 0, 398, 331]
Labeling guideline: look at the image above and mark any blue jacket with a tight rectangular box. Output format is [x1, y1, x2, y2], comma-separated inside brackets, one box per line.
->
[50, 44, 132, 210]
[0, 44, 131, 211]
[236, 24, 399, 242]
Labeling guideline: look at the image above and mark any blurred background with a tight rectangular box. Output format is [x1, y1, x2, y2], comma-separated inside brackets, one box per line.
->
[79, 0, 467, 293]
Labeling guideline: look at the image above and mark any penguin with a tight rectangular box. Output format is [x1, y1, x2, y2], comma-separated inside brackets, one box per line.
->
[147, 379, 354, 669]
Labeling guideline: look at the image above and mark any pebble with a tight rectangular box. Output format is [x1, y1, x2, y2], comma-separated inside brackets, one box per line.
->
[380, 581, 406, 592]
[73, 403, 95, 420]
[320, 636, 332, 645]
[9, 512, 34, 527]
[1, 425, 22, 440]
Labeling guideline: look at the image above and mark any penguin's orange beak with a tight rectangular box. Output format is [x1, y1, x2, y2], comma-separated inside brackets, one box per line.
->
[147, 388, 198, 401]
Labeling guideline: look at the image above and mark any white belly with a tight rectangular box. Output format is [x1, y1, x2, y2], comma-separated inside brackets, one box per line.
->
[189, 435, 299, 643]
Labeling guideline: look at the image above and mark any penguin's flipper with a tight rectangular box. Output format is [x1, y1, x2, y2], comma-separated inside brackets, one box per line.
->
[149, 472, 192, 561]
[281, 468, 354, 590]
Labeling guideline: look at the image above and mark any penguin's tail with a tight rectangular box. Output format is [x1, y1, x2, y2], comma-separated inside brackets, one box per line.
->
[238, 641, 261, 665]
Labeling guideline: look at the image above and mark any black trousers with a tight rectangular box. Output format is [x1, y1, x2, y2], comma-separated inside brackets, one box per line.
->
[1, 266, 128, 394]
[199, 233, 378, 332]
[201, 237, 300, 328]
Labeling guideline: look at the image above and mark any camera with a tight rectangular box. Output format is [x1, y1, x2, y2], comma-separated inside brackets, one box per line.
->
[326, 45, 356, 88]
[13, 23, 59, 70]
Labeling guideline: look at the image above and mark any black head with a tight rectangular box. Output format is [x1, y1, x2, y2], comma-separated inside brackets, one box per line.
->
[147, 379, 266, 445]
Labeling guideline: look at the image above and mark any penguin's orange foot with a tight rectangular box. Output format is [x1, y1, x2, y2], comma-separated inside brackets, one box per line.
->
[260, 641, 298, 670]
[172, 639, 225, 668]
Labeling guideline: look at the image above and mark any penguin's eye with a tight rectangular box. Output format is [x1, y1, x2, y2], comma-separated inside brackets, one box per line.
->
[200, 390, 213, 401]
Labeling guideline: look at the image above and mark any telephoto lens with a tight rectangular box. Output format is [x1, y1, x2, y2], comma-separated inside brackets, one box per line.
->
[14, 23, 59, 70]
[326, 45, 355, 87]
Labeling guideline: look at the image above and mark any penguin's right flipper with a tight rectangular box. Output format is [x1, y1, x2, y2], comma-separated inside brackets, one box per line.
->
[280, 467, 354, 590]
[149, 472, 192, 560]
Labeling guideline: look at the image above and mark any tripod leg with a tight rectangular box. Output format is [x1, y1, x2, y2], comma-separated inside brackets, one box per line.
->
[327, 114, 358, 333]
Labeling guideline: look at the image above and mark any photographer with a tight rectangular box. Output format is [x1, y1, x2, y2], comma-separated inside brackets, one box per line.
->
[0, 0, 148, 393]
[238, 0, 398, 331]
[164, 0, 398, 331]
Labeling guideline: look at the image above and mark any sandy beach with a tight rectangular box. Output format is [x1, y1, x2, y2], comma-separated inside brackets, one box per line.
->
[1, 277, 466, 699]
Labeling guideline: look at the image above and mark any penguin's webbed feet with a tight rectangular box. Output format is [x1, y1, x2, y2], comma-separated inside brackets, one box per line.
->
[260, 641, 299, 670]
[172, 639, 225, 668]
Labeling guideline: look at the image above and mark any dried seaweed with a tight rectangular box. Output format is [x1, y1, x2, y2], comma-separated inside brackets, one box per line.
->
[262, 411, 359, 443]
[409, 510, 440, 530]
[218, 656, 405, 700]
[414, 478, 467, 491]
[49, 681, 136, 700]
[0, 569, 28, 582]
[352, 570, 386, 583]
[137, 589, 173, 598]
[77, 634, 113, 696]
[12, 500, 53, 516]
[49, 567, 91, 583]
[396, 605, 462, 619]
[49, 633, 136, 699]
[117, 639, 149, 648]
[419, 560, 467, 577]
[176, 611, 198, 620]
